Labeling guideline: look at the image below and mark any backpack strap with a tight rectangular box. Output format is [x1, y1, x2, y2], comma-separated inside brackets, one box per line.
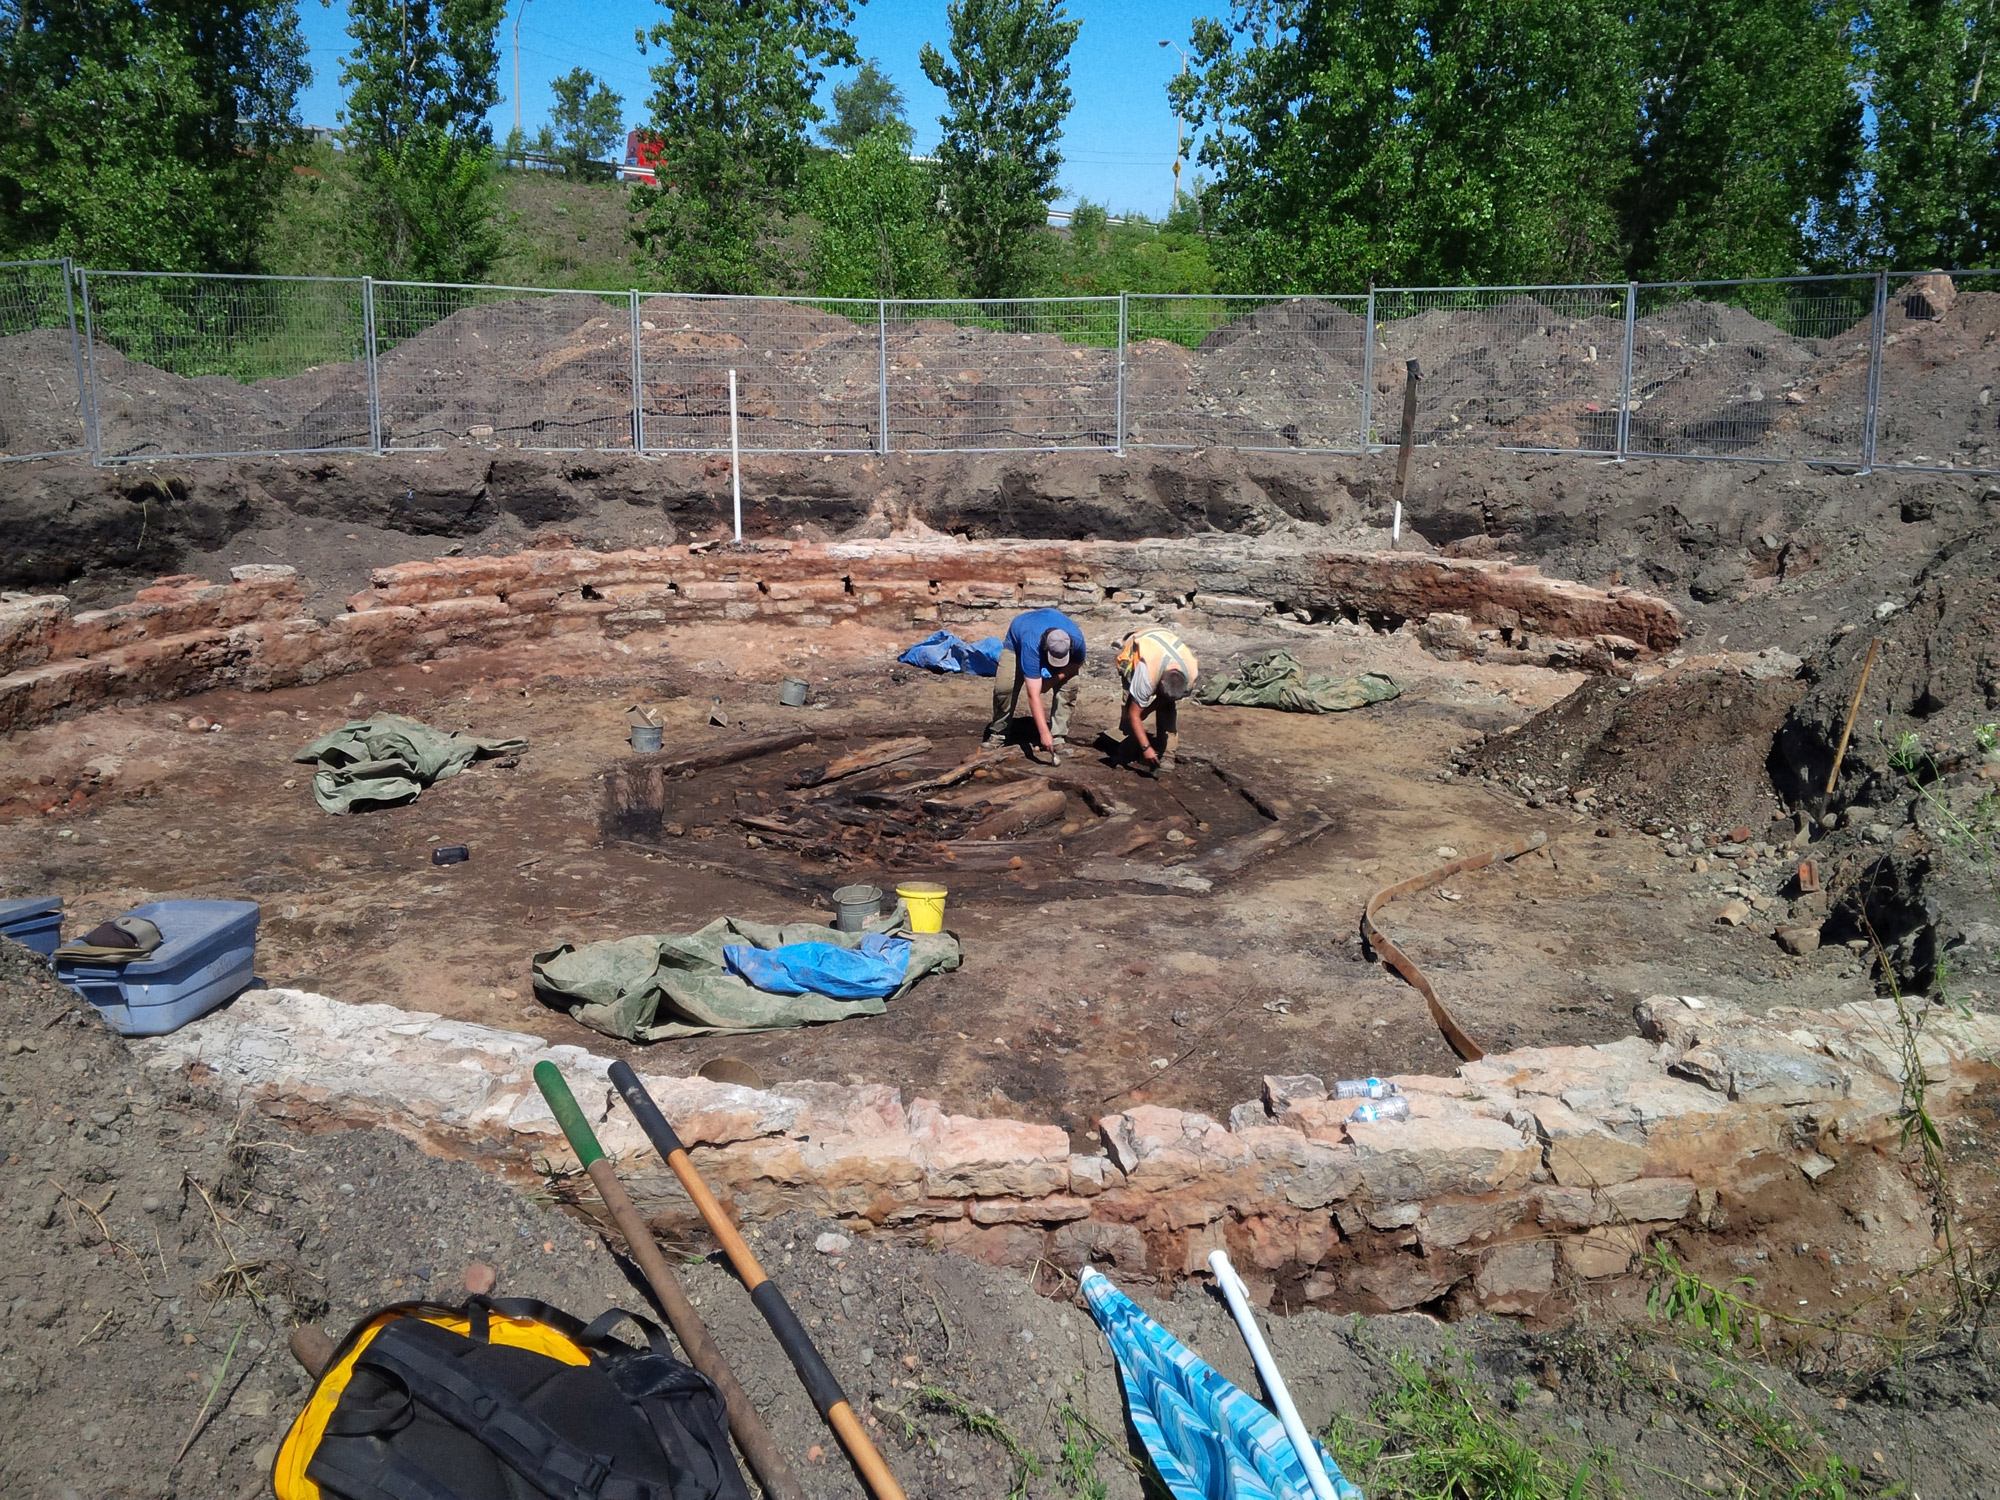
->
[356, 1319, 664, 1500]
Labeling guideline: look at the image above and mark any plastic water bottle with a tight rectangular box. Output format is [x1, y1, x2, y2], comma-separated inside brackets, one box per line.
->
[1334, 1077, 1395, 1099]
[1350, 1097, 1411, 1123]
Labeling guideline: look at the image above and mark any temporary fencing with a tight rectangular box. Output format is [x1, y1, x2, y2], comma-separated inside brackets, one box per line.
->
[7, 262, 1998, 475]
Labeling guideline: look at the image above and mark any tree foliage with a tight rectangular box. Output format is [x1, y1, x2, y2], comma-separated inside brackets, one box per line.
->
[538, 67, 625, 177]
[631, 0, 858, 293]
[338, 0, 506, 282]
[804, 132, 953, 297]
[825, 57, 908, 150]
[1863, 0, 2000, 268]
[922, 0, 1081, 297]
[0, 0, 309, 269]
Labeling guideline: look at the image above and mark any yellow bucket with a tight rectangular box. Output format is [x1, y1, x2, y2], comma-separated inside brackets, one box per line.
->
[896, 882, 948, 934]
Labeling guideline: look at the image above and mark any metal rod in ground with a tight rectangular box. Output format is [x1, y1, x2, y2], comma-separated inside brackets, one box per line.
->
[728, 367, 743, 542]
[606, 1059, 909, 1500]
[1391, 357, 1420, 546]
[533, 1062, 806, 1500]
[1208, 1250, 1342, 1500]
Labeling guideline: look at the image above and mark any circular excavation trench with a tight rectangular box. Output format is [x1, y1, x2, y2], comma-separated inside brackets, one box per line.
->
[600, 723, 1331, 903]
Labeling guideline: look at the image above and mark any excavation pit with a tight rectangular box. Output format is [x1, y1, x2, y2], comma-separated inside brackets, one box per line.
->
[600, 725, 1331, 902]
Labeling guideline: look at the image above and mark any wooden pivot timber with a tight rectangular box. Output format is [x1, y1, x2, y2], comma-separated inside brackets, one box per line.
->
[790, 736, 931, 789]
[1361, 830, 1548, 1062]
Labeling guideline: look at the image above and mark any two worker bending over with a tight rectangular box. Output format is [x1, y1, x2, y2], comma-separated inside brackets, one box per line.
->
[985, 608, 1199, 775]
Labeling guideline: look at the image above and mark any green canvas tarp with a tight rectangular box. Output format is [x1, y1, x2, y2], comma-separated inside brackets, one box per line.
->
[532, 906, 963, 1042]
[1195, 650, 1400, 714]
[293, 713, 527, 814]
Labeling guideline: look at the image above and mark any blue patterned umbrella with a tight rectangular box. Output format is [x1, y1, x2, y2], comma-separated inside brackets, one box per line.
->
[1079, 1267, 1364, 1500]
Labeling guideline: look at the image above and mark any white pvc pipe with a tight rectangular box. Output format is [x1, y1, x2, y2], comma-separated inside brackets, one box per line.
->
[728, 368, 742, 542]
[1391, 499, 1402, 545]
[1208, 1249, 1339, 1500]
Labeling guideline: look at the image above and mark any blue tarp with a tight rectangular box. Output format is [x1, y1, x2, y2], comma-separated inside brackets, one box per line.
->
[1080, 1267, 1363, 1500]
[722, 933, 914, 1000]
[898, 630, 1003, 676]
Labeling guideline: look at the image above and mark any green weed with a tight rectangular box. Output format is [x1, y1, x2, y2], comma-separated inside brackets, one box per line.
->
[917, 1384, 1043, 1499]
[1326, 1348, 1616, 1499]
[1055, 1403, 1109, 1500]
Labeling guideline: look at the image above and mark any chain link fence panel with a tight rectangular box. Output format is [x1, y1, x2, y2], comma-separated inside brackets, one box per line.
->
[0, 260, 87, 461]
[1124, 294, 1369, 451]
[1624, 275, 1877, 465]
[1368, 286, 1628, 453]
[372, 283, 637, 451]
[1871, 268, 2000, 474]
[883, 297, 1120, 451]
[78, 272, 370, 461]
[635, 294, 882, 453]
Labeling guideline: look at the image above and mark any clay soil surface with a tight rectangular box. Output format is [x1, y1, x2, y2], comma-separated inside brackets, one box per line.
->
[0, 610, 1899, 1139]
[9, 939, 2000, 1500]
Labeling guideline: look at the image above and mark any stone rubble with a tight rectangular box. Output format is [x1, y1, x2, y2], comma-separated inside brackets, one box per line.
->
[139, 978, 1998, 1315]
[2, 537, 1683, 731]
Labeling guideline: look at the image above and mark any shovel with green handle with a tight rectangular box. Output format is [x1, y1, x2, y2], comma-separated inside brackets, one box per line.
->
[533, 1061, 805, 1500]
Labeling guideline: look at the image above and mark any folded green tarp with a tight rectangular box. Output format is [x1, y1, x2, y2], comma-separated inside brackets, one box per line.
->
[293, 713, 527, 814]
[1195, 650, 1400, 714]
[532, 904, 963, 1042]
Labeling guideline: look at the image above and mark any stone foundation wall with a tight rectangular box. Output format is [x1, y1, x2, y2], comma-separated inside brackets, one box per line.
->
[1, 538, 1682, 733]
[145, 985, 1993, 1315]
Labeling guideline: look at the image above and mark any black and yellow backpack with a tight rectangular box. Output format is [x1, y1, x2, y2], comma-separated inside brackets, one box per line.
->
[274, 1296, 748, 1500]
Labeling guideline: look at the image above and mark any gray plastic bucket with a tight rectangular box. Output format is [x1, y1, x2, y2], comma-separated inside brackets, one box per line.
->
[630, 724, 664, 753]
[778, 677, 810, 707]
[831, 884, 882, 932]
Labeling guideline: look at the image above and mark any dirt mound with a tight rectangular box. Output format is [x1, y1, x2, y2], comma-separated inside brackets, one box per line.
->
[1197, 296, 1367, 359]
[0, 328, 87, 458]
[1463, 664, 1806, 834]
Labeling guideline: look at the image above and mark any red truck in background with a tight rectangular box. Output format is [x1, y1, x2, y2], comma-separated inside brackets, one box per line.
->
[621, 131, 662, 185]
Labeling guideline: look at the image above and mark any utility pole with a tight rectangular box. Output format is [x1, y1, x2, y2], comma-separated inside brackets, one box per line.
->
[512, 0, 531, 138]
[1159, 39, 1189, 210]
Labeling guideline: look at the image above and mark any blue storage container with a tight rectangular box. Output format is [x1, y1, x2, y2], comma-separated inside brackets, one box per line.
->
[0, 896, 64, 958]
[56, 899, 260, 1036]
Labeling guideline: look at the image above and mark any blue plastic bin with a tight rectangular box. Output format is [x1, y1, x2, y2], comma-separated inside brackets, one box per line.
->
[0, 896, 64, 958]
[56, 899, 260, 1036]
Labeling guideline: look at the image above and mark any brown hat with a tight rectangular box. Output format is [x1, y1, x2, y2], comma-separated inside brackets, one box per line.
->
[55, 916, 164, 964]
[1041, 628, 1073, 669]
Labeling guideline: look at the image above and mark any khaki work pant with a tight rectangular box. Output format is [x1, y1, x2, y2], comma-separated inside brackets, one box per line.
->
[987, 650, 1078, 742]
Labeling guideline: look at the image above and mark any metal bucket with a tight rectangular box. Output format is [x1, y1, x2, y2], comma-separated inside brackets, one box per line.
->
[629, 723, 663, 753]
[831, 884, 882, 932]
[778, 677, 810, 707]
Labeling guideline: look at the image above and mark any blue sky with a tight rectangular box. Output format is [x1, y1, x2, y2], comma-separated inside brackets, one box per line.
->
[294, 0, 1215, 219]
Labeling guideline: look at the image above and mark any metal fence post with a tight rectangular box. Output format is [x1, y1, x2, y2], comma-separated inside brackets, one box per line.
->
[361, 276, 382, 453]
[877, 300, 890, 455]
[1359, 285, 1376, 450]
[1115, 292, 1128, 454]
[629, 289, 645, 454]
[59, 258, 96, 463]
[1861, 271, 1887, 473]
[1616, 281, 1637, 461]
[76, 266, 104, 464]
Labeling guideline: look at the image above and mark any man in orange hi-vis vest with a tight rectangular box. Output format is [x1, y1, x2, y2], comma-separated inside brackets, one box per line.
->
[1115, 627, 1199, 776]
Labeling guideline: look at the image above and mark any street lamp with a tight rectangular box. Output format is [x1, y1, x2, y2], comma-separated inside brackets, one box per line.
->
[513, 0, 532, 140]
[1160, 39, 1189, 210]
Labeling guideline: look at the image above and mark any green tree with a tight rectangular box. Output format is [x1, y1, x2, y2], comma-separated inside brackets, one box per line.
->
[1175, 0, 1635, 290]
[0, 0, 309, 269]
[921, 0, 1080, 297]
[339, 0, 507, 281]
[1048, 200, 1216, 294]
[825, 57, 908, 150]
[539, 66, 625, 177]
[1616, 0, 1864, 279]
[804, 128, 953, 296]
[1862, 0, 2000, 268]
[631, 0, 859, 293]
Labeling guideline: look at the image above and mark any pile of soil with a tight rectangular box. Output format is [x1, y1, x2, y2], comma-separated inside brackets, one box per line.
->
[1461, 665, 1806, 835]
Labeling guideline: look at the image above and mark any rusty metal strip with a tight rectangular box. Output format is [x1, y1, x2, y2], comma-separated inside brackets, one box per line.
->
[1360, 830, 1548, 1063]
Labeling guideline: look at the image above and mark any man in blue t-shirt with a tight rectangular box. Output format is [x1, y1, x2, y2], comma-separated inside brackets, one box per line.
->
[985, 608, 1086, 759]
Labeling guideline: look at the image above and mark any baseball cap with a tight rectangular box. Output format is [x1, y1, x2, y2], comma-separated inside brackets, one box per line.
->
[1041, 629, 1073, 669]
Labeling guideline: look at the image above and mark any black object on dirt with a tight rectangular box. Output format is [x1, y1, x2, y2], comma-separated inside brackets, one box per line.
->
[431, 845, 470, 865]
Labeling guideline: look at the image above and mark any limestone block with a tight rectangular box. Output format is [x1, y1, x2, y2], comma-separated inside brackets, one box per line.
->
[1420, 1196, 1524, 1250]
[1067, 1154, 1114, 1196]
[1051, 1219, 1148, 1272]
[1100, 1106, 1251, 1192]
[1263, 1073, 1326, 1114]
[1528, 1099, 1645, 1188]
[1229, 1101, 1269, 1133]
[1182, 1220, 1230, 1274]
[1346, 1253, 1465, 1312]
[1561, 1223, 1654, 1279]
[1605, 1177, 1696, 1222]
[914, 1107, 1071, 1199]
[0, 592, 69, 674]
[1474, 1241, 1555, 1311]
[933, 1221, 1047, 1268]
[1346, 1114, 1538, 1200]
[1671, 1040, 1849, 1104]
[969, 1196, 1092, 1225]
